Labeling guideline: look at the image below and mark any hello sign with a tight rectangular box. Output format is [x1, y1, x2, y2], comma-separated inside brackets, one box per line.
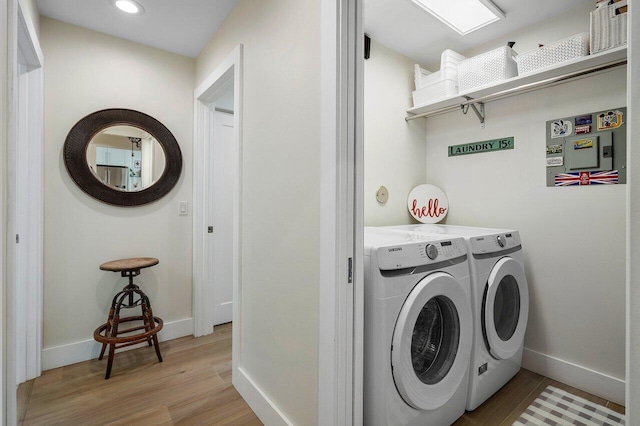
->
[407, 184, 449, 224]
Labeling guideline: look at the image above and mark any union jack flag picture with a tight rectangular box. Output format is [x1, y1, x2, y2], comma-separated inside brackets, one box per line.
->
[554, 170, 619, 186]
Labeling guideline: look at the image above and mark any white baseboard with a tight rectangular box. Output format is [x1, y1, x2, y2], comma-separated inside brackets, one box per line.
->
[522, 347, 625, 405]
[42, 318, 193, 371]
[234, 366, 294, 426]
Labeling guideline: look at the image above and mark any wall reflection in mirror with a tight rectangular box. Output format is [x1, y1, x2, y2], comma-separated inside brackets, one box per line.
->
[86, 125, 166, 192]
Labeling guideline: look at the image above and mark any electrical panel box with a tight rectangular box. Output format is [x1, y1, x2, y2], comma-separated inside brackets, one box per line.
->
[546, 107, 626, 186]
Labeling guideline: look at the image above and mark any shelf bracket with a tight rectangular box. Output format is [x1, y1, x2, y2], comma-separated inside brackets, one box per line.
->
[461, 101, 485, 129]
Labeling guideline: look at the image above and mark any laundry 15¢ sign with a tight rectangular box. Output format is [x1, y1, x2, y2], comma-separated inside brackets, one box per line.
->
[408, 184, 448, 224]
[448, 137, 514, 157]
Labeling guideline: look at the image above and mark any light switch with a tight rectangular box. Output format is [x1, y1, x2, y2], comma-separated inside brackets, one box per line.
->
[179, 201, 188, 216]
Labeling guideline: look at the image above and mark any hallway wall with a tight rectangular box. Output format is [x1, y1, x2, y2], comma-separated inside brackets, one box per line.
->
[196, 1, 321, 424]
[40, 18, 195, 368]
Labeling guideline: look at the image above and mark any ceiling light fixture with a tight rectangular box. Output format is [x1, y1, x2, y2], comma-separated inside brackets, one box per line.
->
[110, 0, 145, 15]
[410, 0, 505, 36]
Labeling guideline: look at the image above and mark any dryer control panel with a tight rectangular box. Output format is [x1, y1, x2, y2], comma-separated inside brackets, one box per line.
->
[469, 232, 521, 255]
[377, 238, 466, 270]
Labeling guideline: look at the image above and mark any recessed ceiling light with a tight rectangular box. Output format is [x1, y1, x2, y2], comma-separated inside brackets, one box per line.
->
[410, 0, 505, 35]
[110, 0, 145, 15]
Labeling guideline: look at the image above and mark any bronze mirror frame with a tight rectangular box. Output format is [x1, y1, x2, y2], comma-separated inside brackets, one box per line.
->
[64, 108, 182, 207]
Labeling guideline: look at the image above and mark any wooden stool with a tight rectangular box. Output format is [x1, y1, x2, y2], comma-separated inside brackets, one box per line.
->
[94, 257, 163, 379]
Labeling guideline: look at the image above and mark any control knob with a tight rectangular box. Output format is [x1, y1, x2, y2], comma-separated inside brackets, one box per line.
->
[426, 244, 438, 260]
[497, 235, 506, 248]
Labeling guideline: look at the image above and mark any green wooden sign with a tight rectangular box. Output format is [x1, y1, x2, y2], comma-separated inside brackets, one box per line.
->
[448, 137, 514, 157]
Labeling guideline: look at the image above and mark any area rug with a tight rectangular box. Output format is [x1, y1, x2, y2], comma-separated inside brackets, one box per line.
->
[513, 385, 625, 426]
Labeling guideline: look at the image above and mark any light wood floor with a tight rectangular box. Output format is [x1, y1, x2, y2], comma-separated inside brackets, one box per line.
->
[18, 325, 624, 425]
[18, 323, 261, 425]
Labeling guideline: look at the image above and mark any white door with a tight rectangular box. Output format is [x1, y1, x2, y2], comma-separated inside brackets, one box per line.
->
[391, 272, 472, 410]
[212, 110, 235, 325]
[483, 257, 529, 360]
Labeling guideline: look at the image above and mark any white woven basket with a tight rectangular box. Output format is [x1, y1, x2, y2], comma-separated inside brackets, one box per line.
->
[457, 46, 518, 92]
[516, 33, 590, 75]
[590, 0, 627, 54]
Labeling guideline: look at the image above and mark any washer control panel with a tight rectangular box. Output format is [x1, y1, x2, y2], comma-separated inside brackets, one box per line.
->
[469, 231, 521, 255]
[377, 237, 466, 270]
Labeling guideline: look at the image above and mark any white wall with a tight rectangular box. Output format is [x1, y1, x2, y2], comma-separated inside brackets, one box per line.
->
[425, 69, 626, 400]
[364, 40, 427, 226]
[40, 18, 195, 367]
[196, 1, 320, 425]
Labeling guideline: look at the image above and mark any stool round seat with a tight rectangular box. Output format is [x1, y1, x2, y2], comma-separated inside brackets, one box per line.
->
[99, 257, 159, 272]
[95, 257, 163, 379]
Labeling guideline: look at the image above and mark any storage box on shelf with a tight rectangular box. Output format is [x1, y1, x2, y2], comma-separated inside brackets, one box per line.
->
[412, 78, 459, 106]
[457, 46, 518, 92]
[407, 46, 627, 119]
[516, 33, 590, 75]
[412, 49, 466, 107]
[590, 0, 627, 54]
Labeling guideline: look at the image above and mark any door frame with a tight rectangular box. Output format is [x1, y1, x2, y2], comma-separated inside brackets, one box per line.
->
[318, 0, 363, 424]
[192, 46, 243, 350]
[5, 0, 44, 424]
[627, 3, 639, 422]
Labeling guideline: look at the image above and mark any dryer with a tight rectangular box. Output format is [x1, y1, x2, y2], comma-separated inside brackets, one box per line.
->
[364, 227, 473, 426]
[388, 224, 529, 411]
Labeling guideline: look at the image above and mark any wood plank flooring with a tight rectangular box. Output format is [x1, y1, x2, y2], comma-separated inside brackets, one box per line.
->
[18, 324, 625, 425]
[18, 323, 261, 425]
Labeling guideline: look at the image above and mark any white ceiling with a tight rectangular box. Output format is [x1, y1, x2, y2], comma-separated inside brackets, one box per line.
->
[36, 0, 239, 59]
[36, 0, 591, 65]
[364, 0, 591, 66]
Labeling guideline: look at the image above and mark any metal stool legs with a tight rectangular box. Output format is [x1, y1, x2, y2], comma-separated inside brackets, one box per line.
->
[94, 269, 163, 379]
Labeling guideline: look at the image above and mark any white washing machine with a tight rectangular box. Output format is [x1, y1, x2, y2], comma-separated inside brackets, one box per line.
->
[364, 227, 473, 426]
[388, 224, 529, 411]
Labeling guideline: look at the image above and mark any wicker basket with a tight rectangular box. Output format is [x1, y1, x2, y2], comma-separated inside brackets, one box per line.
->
[457, 46, 518, 92]
[515, 33, 590, 75]
[590, 0, 627, 54]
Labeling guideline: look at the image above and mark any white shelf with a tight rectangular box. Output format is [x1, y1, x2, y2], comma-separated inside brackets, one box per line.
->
[407, 46, 627, 118]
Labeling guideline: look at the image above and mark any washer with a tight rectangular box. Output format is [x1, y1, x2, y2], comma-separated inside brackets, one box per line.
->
[388, 224, 529, 411]
[364, 227, 473, 426]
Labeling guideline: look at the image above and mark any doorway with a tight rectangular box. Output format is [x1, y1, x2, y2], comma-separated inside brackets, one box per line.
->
[211, 109, 235, 326]
[192, 45, 242, 368]
[5, 0, 44, 424]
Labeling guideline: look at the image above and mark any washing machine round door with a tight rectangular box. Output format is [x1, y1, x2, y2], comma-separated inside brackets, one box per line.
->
[483, 257, 529, 360]
[391, 272, 472, 411]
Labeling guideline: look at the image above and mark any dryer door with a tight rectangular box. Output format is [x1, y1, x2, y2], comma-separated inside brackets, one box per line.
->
[483, 257, 529, 360]
[391, 272, 472, 411]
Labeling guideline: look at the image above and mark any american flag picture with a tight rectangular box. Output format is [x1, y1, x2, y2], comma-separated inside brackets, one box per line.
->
[554, 170, 619, 186]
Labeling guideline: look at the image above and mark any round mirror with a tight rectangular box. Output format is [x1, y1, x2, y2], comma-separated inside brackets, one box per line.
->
[64, 109, 182, 206]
